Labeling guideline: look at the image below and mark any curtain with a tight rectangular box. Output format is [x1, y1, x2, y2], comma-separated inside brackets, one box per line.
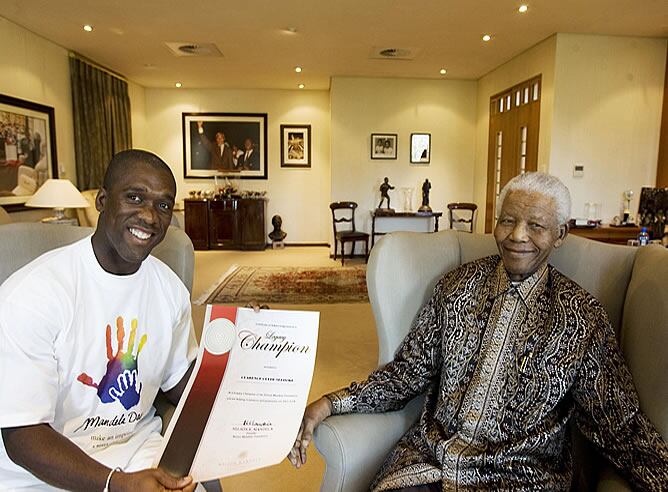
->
[70, 56, 132, 190]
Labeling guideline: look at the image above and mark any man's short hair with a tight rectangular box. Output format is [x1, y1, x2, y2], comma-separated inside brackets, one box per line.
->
[498, 172, 571, 224]
[102, 149, 175, 191]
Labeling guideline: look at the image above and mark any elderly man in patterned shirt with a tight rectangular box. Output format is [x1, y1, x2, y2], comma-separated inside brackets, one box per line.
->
[290, 172, 668, 491]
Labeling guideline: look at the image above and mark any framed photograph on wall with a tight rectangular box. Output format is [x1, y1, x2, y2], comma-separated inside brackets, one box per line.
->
[280, 124, 311, 168]
[182, 112, 268, 179]
[371, 133, 397, 160]
[0, 94, 58, 210]
[410, 133, 431, 164]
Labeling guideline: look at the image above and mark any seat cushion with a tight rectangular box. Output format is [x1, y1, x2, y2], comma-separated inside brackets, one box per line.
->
[337, 230, 369, 240]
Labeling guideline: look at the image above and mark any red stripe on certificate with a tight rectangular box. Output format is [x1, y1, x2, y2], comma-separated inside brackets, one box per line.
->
[159, 305, 237, 477]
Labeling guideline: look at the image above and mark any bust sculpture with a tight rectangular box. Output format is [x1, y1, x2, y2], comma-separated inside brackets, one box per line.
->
[268, 214, 287, 242]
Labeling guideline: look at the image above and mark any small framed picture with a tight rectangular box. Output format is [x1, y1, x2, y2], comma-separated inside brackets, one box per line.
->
[280, 124, 311, 168]
[371, 133, 398, 160]
[410, 133, 431, 164]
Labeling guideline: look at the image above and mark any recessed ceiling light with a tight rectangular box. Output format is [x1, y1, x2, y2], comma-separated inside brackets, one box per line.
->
[83, 25, 93, 32]
[482, 34, 492, 42]
[284, 27, 298, 34]
[175, 82, 182, 88]
[295, 66, 302, 73]
[440, 68, 447, 75]
[298, 84, 305, 89]
[518, 5, 528, 13]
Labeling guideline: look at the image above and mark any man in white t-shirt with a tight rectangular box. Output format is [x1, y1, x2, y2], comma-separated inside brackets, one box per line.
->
[0, 150, 198, 491]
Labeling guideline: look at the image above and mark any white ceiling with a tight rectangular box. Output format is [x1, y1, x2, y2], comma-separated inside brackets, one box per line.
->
[3, 0, 667, 90]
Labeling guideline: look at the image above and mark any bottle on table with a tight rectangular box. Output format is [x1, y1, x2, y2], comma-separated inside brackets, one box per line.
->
[638, 227, 650, 246]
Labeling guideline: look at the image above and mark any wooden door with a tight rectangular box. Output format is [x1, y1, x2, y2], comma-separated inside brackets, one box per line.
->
[485, 76, 542, 232]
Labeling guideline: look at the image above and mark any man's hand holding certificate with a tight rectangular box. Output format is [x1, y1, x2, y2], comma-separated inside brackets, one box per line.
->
[156, 305, 319, 482]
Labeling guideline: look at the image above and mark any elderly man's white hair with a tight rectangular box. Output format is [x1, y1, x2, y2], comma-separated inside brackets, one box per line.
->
[497, 172, 571, 225]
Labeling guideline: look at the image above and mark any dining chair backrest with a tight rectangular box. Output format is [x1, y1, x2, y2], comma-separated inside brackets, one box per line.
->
[447, 202, 477, 232]
[330, 201, 359, 234]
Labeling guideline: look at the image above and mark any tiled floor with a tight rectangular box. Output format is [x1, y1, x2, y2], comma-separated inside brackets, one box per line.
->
[190, 247, 378, 491]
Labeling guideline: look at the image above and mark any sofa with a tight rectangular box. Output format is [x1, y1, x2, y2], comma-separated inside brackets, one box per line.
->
[313, 230, 668, 491]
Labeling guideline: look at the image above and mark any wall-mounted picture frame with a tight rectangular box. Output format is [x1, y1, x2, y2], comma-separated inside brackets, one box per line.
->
[182, 112, 268, 179]
[280, 124, 311, 168]
[371, 133, 398, 160]
[410, 133, 431, 164]
[0, 94, 58, 210]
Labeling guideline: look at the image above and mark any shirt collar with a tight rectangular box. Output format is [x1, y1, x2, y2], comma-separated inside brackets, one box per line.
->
[489, 257, 549, 305]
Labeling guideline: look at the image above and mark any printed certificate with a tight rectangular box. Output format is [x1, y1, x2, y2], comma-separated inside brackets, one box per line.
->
[156, 305, 319, 481]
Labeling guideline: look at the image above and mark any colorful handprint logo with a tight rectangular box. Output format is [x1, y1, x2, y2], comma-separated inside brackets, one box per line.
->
[77, 317, 147, 410]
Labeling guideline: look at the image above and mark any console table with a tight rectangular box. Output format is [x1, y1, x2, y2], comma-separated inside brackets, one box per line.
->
[371, 210, 443, 247]
[569, 225, 641, 245]
[184, 198, 266, 250]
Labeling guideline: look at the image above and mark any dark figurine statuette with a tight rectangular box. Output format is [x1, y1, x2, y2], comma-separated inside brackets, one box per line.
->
[418, 178, 432, 213]
[377, 177, 395, 213]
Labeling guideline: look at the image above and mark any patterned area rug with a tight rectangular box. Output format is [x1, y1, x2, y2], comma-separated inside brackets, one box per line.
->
[196, 264, 369, 305]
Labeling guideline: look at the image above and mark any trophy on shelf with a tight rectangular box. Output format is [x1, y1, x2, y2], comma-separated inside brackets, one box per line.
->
[621, 190, 634, 225]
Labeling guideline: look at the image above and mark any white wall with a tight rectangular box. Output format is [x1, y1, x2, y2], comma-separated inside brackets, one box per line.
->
[473, 36, 557, 231]
[0, 16, 76, 221]
[143, 88, 331, 243]
[330, 77, 478, 250]
[550, 34, 667, 222]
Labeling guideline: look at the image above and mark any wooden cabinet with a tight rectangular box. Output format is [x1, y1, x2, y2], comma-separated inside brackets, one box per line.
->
[569, 225, 641, 245]
[184, 198, 266, 250]
[183, 200, 209, 250]
[209, 199, 238, 249]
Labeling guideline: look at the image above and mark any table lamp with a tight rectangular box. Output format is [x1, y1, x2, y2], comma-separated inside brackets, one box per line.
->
[25, 178, 90, 223]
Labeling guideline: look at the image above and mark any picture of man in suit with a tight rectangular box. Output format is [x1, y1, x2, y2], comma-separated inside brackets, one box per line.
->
[237, 137, 260, 170]
[196, 121, 234, 171]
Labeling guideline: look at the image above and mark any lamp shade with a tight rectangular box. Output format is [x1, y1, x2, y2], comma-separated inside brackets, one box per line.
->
[25, 179, 90, 209]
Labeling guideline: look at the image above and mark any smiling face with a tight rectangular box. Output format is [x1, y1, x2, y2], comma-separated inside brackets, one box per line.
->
[494, 189, 568, 282]
[92, 160, 176, 275]
[215, 132, 226, 146]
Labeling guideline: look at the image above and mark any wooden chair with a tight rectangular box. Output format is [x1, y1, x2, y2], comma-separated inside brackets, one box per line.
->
[330, 201, 369, 265]
[447, 202, 477, 232]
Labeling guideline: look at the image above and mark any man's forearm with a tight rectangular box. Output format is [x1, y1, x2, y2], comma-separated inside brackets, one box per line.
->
[2, 424, 110, 491]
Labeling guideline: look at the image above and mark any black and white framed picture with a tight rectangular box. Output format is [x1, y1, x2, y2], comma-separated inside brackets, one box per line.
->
[410, 133, 431, 164]
[182, 112, 268, 179]
[0, 94, 58, 210]
[280, 124, 311, 168]
[371, 133, 397, 160]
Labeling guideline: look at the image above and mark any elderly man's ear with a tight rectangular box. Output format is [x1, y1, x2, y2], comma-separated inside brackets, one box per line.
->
[554, 224, 569, 249]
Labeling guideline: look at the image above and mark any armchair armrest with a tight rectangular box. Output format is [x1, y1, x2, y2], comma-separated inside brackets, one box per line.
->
[313, 396, 423, 492]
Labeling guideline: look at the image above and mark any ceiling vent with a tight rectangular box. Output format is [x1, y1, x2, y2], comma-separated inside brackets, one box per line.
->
[369, 46, 420, 60]
[165, 42, 223, 57]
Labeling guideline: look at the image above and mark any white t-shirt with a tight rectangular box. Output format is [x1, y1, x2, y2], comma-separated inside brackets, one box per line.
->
[0, 236, 197, 490]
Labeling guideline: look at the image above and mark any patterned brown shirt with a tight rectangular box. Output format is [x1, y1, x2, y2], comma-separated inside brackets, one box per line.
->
[326, 256, 668, 491]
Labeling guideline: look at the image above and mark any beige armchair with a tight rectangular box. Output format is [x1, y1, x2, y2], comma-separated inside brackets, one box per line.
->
[75, 189, 100, 227]
[0, 206, 11, 225]
[314, 230, 667, 491]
